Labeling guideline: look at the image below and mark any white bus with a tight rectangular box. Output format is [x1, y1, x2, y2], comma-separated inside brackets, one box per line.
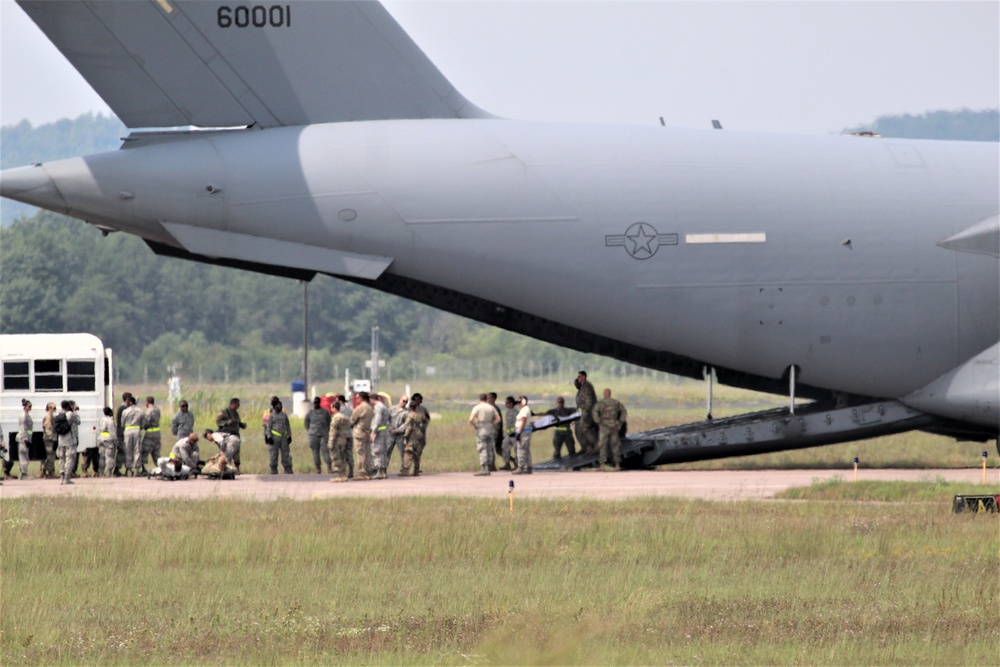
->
[1, 333, 114, 457]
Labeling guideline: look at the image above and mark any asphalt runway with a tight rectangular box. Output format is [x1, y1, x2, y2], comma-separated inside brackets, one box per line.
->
[0, 468, 990, 501]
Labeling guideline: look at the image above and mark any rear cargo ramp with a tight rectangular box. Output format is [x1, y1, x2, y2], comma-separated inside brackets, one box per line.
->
[533, 400, 934, 471]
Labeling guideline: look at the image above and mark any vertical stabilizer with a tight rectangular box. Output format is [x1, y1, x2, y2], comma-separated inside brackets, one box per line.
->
[17, 0, 488, 128]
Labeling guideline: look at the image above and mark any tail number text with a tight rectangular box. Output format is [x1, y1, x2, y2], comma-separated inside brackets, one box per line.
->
[217, 5, 290, 28]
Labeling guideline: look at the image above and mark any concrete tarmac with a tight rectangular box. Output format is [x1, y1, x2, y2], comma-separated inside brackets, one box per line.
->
[0, 468, 990, 501]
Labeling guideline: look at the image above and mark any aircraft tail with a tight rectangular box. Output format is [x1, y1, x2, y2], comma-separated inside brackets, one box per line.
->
[17, 0, 488, 129]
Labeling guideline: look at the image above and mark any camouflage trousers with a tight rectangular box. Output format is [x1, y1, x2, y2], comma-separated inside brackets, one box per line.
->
[267, 436, 293, 474]
[218, 434, 241, 469]
[371, 429, 389, 471]
[575, 415, 598, 455]
[308, 434, 332, 472]
[353, 431, 372, 476]
[99, 439, 117, 477]
[597, 427, 621, 467]
[42, 437, 57, 477]
[475, 426, 494, 466]
[501, 432, 518, 468]
[552, 428, 576, 457]
[328, 438, 350, 476]
[386, 433, 405, 470]
[141, 432, 162, 470]
[345, 437, 355, 477]
[514, 430, 532, 471]
[17, 439, 30, 477]
[124, 429, 144, 472]
[58, 443, 75, 480]
[401, 437, 425, 475]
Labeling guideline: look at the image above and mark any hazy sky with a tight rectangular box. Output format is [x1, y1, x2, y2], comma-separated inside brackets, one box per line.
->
[1, 1, 997, 135]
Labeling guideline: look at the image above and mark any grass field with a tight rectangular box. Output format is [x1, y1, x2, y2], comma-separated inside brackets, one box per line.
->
[1, 487, 998, 665]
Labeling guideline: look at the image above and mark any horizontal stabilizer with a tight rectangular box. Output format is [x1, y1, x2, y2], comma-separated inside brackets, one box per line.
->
[904, 343, 1000, 431]
[161, 222, 393, 281]
[17, 0, 487, 129]
[937, 215, 1000, 258]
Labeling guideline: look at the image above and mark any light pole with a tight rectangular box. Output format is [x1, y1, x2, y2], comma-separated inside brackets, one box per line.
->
[302, 281, 309, 394]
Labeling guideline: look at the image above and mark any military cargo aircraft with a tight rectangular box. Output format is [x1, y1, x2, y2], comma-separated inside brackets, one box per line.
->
[2, 1, 997, 465]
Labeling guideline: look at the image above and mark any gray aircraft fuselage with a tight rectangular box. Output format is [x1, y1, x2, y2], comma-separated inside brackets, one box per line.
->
[5, 119, 997, 428]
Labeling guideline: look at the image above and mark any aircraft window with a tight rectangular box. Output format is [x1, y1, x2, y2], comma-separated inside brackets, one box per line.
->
[2, 361, 30, 390]
[67, 361, 96, 392]
[34, 359, 64, 391]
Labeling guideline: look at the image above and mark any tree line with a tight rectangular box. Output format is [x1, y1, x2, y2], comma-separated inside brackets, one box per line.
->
[0, 212, 588, 383]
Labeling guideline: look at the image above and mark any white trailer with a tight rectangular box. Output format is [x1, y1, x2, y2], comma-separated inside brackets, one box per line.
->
[1, 333, 114, 455]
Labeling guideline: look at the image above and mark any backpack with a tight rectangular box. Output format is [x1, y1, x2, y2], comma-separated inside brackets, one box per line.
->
[53, 412, 71, 436]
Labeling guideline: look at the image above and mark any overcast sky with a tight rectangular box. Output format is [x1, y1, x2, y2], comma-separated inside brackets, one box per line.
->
[1, 1, 997, 135]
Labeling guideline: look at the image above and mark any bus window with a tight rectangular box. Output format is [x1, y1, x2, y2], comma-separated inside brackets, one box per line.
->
[68, 360, 96, 392]
[3, 361, 29, 390]
[34, 359, 64, 391]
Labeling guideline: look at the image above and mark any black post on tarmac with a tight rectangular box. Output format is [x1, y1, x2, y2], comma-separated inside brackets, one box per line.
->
[302, 281, 309, 395]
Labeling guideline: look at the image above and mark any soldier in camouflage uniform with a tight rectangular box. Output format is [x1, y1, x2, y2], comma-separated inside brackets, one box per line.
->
[216, 398, 247, 471]
[574, 371, 599, 455]
[546, 396, 577, 459]
[469, 393, 500, 476]
[141, 396, 162, 473]
[337, 395, 355, 478]
[40, 402, 57, 478]
[592, 388, 628, 469]
[57, 401, 80, 485]
[411, 393, 430, 475]
[203, 429, 240, 463]
[370, 394, 390, 479]
[487, 392, 501, 471]
[400, 400, 428, 477]
[500, 396, 519, 471]
[327, 403, 351, 482]
[386, 395, 408, 472]
[113, 392, 133, 476]
[265, 400, 294, 474]
[349, 392, 374, 480]
[170, 400, 195, 441]
[304, 397, 333, 473]
[120, 395, 145, 476]
[512, 396, 534, 474]
[97, 406, 118, 477]
[166, 433, 201, 470]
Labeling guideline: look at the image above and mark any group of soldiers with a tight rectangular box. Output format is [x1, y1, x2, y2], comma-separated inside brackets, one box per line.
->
[466, 370, 629, 475]
[308, 391, 431, 482]
[124, 390, 434, 482]
[4, 372, 629, 484]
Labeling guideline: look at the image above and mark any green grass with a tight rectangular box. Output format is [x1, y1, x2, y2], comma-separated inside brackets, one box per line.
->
[777, 478, 1000, 502]
[2, 493, 998, 665]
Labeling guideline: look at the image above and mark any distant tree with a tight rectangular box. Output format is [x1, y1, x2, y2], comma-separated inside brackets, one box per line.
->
[845, 109, 998, 142]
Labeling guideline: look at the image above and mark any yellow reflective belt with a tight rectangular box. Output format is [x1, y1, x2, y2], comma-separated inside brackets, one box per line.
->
[146, 427, 160, 432]
[99, 431, 110, 437]
[555, 426, 569, 431]
[125, 425, 141, 430]
[271, 430, 284, 437]
[507, 429, 516, 434]
[377, 425, 388, 431]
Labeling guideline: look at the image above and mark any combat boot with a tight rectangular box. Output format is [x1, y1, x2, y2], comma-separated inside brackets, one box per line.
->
[331, 475, 348, 483]
[376, 468, 387, 480]
[511, 467, 525, 475]
[326, 463, 334, 474]
[473, 465, 490, 476]
[315, 466, 322, 474]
